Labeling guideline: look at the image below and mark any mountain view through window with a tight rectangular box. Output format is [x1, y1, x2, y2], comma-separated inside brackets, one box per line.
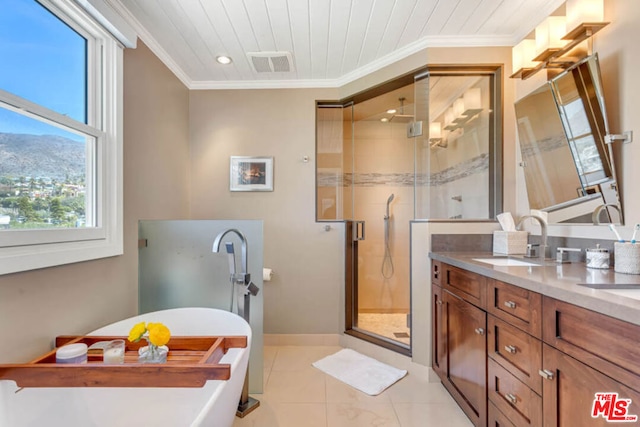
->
[0, 0, 89, 230]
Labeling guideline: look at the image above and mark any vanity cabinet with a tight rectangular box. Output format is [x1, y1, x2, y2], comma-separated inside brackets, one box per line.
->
[433, 262, 488, 426]
[540, 297, 640, 426]
[431, 259, 640, 427]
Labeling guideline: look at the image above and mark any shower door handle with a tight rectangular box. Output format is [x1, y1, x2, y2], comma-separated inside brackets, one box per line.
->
[353, 221, 365, 241]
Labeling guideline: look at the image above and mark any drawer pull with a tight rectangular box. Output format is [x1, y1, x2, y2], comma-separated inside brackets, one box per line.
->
[504, 300, 517, 309]
[505, 393, 518, 404]
[436, 300, 443, 306]
[475, 327, 485, 336]
[504, 345, 517, 354]
[539, 369, 555, 380]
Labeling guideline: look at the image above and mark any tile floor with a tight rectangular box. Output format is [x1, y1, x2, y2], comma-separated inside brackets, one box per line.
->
[356, 313, 411, 345]
[233, 345, 473, 427]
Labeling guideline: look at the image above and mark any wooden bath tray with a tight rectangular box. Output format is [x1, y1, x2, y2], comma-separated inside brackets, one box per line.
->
[0, 335, 247, 388]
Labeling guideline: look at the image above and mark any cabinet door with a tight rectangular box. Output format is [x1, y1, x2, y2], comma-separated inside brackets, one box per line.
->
[541, 344, 640, 426]
[444, 289, 487, 426]
[432, 284, 446, 380]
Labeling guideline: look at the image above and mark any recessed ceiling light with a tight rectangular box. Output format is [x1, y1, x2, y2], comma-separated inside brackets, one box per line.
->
[380, 118, 389, 122]
[386, 109, 397, 114]
[216, 56, 232, 65]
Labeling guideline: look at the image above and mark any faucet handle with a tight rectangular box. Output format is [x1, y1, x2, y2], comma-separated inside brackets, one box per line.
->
[556, 247, 581, 263]
[525, 244, 540, 258]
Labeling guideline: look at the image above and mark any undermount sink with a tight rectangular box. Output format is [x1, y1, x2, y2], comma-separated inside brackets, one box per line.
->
[473, 258, 540, 267]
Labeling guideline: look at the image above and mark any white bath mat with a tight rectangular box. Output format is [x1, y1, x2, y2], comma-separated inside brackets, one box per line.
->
[312, 348, 407, 395]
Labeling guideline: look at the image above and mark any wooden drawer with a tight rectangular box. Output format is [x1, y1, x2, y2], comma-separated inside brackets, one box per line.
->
[543, 297, 640, 389]
[488, 315, 542, 394]
[443, 263, 487, 309]
[488, 358, 542, 427]
[488, 280, 541, 338]
[432, 260, 442, 286]
[488, 402, 517, 427]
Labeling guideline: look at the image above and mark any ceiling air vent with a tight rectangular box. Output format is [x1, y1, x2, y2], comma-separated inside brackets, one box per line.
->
[247, 51, 294, 73]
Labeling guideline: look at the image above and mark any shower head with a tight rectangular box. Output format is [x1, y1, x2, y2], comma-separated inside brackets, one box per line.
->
[389, 97, 414, 122]
[385, 194, 395, 219]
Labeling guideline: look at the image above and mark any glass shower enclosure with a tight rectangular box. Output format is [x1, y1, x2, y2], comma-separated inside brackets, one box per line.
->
[317, 66, 501, 354]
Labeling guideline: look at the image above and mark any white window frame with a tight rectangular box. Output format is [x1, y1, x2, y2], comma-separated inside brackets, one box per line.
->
[0, 0, 124, 275]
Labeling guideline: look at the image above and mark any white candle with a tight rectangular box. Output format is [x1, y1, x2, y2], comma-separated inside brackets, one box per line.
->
[103, 347, 124, 364]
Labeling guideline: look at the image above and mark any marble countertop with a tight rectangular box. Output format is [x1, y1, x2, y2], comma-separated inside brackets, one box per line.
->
[430, 252, 640, 326]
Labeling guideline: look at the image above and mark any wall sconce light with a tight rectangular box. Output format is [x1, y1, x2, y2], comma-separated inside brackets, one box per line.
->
[429, 122, 449, 148]
[463, 88, 482, 116]
[512, 39, 538, 75]
[429, 122, 442, 143]
[443, 88, 483, 131]
[444, 108, 456, 131]
[510, 0, 608, 80]
[534, 16, 567, 60]
[566, 0, 604, 37]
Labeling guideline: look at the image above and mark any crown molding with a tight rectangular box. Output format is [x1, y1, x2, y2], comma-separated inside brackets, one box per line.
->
[190, 34, 515, 90]
[108, 0, 551, 91]
[107, 0, 193, 88]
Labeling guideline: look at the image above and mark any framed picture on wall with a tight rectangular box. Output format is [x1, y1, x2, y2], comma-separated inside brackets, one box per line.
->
[229, 156, 274, 192]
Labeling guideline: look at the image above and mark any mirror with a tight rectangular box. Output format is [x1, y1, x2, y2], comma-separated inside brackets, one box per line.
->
[515, 54, 622, 224]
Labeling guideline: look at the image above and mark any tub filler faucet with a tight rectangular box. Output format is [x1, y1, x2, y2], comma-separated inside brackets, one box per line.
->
[212, 228, 260, 418]
[212, 228, 260, 319]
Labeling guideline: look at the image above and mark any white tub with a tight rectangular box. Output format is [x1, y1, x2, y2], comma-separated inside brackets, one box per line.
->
[0, 307, 251, 427]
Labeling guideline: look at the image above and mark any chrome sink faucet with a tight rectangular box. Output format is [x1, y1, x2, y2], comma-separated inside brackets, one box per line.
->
[517, 215, 548, 259]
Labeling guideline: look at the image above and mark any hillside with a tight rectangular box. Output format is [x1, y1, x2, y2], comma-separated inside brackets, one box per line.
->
[0, 132, 85, 180]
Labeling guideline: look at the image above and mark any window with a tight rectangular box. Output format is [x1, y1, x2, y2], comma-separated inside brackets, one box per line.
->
[0, 0, 125, 275]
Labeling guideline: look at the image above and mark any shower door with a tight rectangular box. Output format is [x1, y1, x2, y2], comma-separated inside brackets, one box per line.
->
[346, 81, 416, 354]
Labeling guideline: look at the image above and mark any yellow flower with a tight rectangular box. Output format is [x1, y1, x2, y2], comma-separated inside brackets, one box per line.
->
[128, 322, 147, 342]
[148, 323, 171, 347]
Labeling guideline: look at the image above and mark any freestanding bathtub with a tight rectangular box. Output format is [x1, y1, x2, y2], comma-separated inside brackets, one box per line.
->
[0, 307, 251, 427]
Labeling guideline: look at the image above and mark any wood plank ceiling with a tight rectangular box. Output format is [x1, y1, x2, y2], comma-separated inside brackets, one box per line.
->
[110, 0, 565, 89]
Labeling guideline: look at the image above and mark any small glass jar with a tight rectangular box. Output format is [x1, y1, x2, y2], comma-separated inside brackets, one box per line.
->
[586, 244, 610, 270]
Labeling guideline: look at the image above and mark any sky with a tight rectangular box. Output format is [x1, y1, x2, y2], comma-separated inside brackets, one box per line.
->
[0, 0, 87, 140]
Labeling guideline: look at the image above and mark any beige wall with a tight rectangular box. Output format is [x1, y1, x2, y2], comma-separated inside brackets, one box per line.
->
[188, 88, 345, 334]
[0, 41, 190, 363]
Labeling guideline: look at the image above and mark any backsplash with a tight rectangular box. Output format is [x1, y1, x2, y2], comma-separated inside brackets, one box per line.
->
[431, 233, 617, 264]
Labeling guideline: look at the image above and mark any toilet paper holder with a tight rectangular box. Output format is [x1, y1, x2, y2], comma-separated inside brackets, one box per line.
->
[263, 268, 274, 281]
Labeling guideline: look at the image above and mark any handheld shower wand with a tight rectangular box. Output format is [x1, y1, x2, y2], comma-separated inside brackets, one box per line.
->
[382, 194, 395, 279]
[385, 194, 395, 219]
[225, 242, 237, 278]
